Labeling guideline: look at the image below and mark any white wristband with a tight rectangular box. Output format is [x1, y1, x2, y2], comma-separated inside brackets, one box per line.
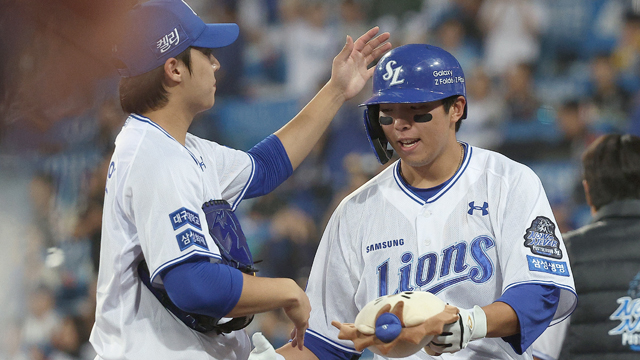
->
[468, 305, 488, 341]
[275, 354, 285, 360]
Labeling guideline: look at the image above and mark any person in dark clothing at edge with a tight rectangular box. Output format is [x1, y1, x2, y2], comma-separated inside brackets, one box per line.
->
[533, 133, 640, 360]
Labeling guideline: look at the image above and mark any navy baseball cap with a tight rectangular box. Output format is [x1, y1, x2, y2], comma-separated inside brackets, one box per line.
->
[113, 0, 239, 77]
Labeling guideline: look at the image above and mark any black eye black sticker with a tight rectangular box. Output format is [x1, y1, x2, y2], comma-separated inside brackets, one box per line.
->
[379, 116, 393, 125]
[413, 114, 433, 122]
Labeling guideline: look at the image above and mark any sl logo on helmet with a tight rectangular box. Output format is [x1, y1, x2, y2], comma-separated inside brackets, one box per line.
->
[383, 60, 405, 86]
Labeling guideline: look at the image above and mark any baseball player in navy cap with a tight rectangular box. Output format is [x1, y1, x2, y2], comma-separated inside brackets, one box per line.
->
[261, 44, 578, 360]
[89, 0, 390, 359]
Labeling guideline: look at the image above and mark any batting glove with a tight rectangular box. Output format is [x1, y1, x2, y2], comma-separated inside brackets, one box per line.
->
[427, 305, 487, 354]
[248, 332, 286, 360]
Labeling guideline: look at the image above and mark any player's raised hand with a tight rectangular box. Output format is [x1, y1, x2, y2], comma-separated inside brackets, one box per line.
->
[329, 27, 391, 101]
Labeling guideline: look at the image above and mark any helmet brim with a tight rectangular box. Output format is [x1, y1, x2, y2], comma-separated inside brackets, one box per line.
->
[360, 88, 453, 107]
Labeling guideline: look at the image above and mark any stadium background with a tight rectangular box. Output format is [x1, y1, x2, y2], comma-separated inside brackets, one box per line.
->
[1, 0, 639, 358]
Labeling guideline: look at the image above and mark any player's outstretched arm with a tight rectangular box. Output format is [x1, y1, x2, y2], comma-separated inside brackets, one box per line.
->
[274, 27, 391, 170]
[225, 274, 311, 351]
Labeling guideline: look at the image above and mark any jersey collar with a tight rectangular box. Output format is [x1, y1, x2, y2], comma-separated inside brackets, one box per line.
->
[393, 142, 472, 205]
[130, 114, 204, 170]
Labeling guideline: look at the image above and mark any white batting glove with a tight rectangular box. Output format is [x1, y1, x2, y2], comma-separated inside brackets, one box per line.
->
[427, 305, 487, 354]
[248, 332, 285, 360]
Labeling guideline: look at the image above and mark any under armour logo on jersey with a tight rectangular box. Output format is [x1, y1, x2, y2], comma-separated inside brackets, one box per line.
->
[468, 201, 489, 216]
[383, 61, 405, 86]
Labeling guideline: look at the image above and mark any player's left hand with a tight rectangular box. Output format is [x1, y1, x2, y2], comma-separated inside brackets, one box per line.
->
[426, 305, 488, 355]
[329, 27, 391, 101]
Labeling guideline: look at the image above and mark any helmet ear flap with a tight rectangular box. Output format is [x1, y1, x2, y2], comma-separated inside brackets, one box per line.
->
[364, 105, 393, 164]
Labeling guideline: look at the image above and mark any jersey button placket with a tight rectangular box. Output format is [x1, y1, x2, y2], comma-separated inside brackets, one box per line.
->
[418, 207, 432, 246]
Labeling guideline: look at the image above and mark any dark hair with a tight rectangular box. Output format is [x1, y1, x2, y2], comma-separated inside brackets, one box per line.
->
[582, 133, 640, 210]
[442, 95, 464, 132]
[119, 47, 211, 114]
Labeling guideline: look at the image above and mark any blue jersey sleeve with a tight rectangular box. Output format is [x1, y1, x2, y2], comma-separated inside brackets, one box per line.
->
[497, 283, 561, 354]
[162, 257, 243, 319]
[245, 134, 293, 198]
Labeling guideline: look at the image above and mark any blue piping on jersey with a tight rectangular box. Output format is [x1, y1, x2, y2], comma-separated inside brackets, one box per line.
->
[130, 114, 202, 169]
[393, 142, 472, 205]
[231, 154, 255, 211]
[306, 329, 362, 354]
[150, 250, 223, 284]
[503, 279, 578, 326]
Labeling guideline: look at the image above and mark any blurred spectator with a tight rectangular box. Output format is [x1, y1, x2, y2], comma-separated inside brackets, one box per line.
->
[611, 10, 640, 93]
[19, 285, 62, 357]
[478, 0, 548, 77]
[585, 53, 632, 132]
[503, 62, 541, 122]
[210, 0, 248, 98]
[261, 206, 318, 285]
[94, 97, 126, 156]
[450, 0, 484, 50]
[322, 152, 383, 229]
[48, 315, 95, 360]
[283, 1, 337, 102]
[542, 100, 598, 162]
[337, 0, 370, 44]
[457, 66, 506, 150]
[29, 172, 58, 249]
[433, 16, 481, 72]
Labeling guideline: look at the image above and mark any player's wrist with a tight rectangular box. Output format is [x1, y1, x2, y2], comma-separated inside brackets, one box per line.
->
[323, 78, 348, 104]
[465, 305, 487, 341]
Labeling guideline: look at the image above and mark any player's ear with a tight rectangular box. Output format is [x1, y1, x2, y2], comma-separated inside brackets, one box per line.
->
[164, 57, 184, 84]
[450, 96, 466, 123]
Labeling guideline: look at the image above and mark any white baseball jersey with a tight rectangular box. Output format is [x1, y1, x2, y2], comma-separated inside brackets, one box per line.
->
[305, 144, 577, 360]
[90, 114, 254, 360]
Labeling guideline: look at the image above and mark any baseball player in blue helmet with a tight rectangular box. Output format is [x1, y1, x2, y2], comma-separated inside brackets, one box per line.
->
[258, 44, 577, 360]
[89, 0, 391, 359]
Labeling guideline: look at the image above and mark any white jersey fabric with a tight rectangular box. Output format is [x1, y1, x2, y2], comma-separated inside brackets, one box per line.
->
[90, 114, 255, 360]
[306, 144, 577, 360]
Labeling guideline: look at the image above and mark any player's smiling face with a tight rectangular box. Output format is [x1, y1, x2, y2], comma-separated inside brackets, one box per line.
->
[379, 100, 460, 169]
[184, 47, 220, 112]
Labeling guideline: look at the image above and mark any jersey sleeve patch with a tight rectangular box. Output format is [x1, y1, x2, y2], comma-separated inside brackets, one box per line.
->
[526, 255, 570, 277]
[176, 229, 209, 252]
[523, 216, 563, 259]
[169, 207, 202, 230]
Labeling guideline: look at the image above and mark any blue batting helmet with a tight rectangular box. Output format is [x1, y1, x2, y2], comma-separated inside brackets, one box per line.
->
[361, 44, 467, 164]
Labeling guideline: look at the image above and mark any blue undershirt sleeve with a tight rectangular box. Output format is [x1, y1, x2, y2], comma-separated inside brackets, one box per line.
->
[245, 134, 293, 198]
[162, 257, 244, 319]
[496, 284, 561, 354]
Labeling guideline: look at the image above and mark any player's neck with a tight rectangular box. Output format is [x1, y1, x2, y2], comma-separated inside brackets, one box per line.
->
[142, 106, 194, 145]
[399, 142, 464, 189]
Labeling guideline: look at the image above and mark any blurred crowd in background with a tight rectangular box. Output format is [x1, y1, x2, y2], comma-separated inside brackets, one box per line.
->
[1, 0, 640, 359]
